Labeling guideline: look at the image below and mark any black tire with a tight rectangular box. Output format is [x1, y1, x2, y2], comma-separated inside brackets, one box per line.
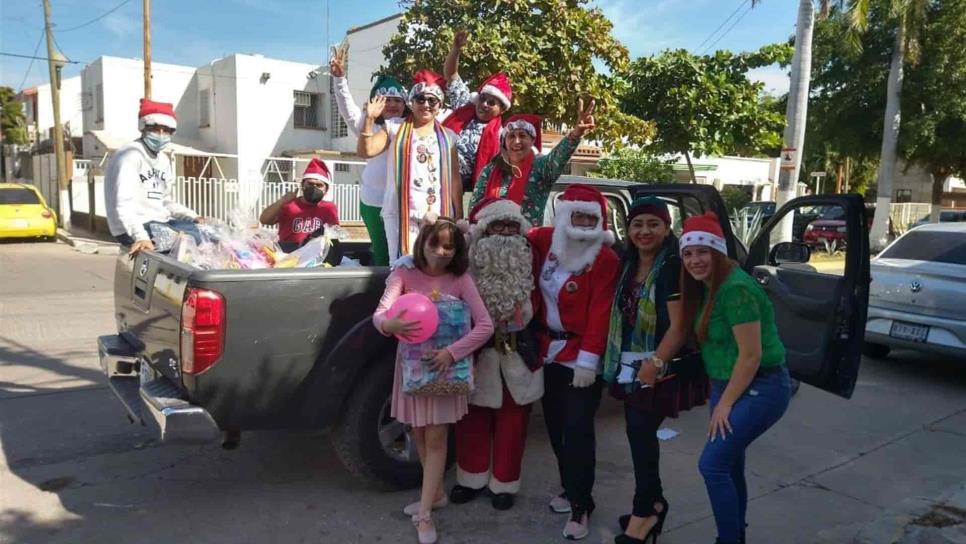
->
[862, 342, 891, 359]
[331, 356, 422, 490]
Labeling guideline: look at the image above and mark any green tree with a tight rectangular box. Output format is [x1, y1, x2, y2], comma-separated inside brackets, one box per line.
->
[380, 0, 654, 147]
[590, 148, 674, 183]
[620, 44, 792, 183]
[0, 86, 28, 145]
[900, 0, 966, 218]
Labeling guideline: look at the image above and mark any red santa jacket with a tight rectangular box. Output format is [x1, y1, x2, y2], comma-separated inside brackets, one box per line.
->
[528, 227, 619, 372]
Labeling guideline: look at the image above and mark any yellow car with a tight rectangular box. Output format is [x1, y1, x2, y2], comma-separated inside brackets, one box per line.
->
[0, 183, 58, 240]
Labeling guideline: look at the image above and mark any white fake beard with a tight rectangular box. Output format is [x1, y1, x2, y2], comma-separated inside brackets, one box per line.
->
[550, 225, 608, 273]
[471, 234, 534, 322]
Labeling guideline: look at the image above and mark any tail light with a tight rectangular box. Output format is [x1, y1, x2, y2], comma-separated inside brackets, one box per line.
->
[180, 288, 226, 375]
[41, 209, 53, 219]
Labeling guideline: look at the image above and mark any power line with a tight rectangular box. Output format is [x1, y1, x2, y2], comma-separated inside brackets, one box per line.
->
[16, 31, 46, 92]
[696, 0, 748, 52]
[1, 51, 82, 64]
[56, 0, 135, 32]
[702, 3, 754, 54]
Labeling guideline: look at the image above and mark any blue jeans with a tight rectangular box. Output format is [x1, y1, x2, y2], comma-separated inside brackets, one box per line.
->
[115, 220, 203, 247]
[699, 367, 791, 543]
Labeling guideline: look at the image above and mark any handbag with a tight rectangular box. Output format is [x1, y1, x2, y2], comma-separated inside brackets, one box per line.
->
[399, 295, 474, 396]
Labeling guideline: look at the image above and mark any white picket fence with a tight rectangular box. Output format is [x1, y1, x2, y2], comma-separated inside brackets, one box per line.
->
[171, 177, 362, 224]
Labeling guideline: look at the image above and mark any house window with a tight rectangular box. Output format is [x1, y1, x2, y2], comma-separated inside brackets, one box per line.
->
[95, 84, 104, 123]
[329, 79, 348, 138]
[335, 163, 350, 172]
[294, 91, 323, 129]
[199, 89, 210, 127]
[895, 189, 913, 203]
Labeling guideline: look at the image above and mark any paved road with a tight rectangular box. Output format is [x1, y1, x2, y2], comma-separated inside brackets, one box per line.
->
[1, 241, 964, 544]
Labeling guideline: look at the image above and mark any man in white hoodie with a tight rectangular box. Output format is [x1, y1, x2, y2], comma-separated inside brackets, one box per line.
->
[104, 98, 201, 254]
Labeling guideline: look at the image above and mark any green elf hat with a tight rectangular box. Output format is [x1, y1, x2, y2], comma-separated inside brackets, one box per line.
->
[369, 74, 408, 100]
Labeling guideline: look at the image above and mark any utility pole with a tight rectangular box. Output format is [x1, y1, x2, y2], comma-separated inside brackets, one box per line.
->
[42, 0, 69, 229]
[143, 0, 152, 98]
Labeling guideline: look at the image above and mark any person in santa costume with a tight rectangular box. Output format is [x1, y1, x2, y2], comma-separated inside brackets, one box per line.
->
[529, 183, 620, 540]
[259, 157, 340, 252]
[469, 99, 595, 228]
[104, 98, 202, 255]
[442, 30, 513, 193]
[358, 69, 462, 261]
[449, 197, 543, 511]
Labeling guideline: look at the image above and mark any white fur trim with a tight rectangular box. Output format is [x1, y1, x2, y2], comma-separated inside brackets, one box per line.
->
[477, 84, 511, 109]
[489, 477, 521, 495]
[301, 173, 331, 186]
[469, 348, 503, 409]
[680, 230, 727, 256]
[550, 200, 608, 273]
[457, 466, 490, 490]
[374, 87, 407, 99]
[575, 350, 601, 372]
[553, 200, 604, 229]
[139, 113, 177, 131]
[475, 200, 530, 231]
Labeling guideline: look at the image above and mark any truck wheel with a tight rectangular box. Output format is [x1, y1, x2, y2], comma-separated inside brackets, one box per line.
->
[862, 342, 890, 359]
[332, 357, 423, 490]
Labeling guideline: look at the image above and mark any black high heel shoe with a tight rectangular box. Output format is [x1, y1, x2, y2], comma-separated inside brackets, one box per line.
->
[616, 498, 669, 544]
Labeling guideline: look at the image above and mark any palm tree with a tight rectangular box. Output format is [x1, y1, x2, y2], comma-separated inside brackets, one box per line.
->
[849, 0, 929, 251]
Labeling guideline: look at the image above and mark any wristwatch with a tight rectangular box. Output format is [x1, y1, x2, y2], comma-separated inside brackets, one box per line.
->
[651, 356, 668, 379]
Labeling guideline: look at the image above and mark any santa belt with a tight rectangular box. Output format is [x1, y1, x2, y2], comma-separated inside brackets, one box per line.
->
[538, 326, 575, 341]
[485, 329, 520, 355]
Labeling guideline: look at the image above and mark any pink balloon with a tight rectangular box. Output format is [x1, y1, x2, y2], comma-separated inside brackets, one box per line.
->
[388, 292, 439, 344]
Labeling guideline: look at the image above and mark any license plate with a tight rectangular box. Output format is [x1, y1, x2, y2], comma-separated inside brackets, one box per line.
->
[890, 321, 930, 343]
[11, 219, 28, 228]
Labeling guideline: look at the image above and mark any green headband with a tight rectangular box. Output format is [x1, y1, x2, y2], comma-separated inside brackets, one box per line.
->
[370, 74, 408, 100]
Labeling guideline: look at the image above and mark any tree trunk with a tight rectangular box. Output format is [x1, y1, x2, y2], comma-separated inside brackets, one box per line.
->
[776, 0, 815, 242]
[869, 23, 906, 251]
[684, 150, 697, 184]
[929, 167, 948, 223]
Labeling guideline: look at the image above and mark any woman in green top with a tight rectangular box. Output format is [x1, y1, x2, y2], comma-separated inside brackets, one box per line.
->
[678, 212, 791, 544]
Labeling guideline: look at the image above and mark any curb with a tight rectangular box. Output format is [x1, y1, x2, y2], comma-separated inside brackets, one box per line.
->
[56, 228, 118, 254]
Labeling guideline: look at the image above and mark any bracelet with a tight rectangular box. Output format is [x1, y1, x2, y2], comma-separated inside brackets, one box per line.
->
[360, 132, 374, 137]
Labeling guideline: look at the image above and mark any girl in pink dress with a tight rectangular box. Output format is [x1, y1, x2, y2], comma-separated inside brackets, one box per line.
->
[373, 218, 494, 544]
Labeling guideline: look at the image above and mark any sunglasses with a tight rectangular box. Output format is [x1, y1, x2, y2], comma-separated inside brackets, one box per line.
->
[413, 95, 441, 107]
[488, 220, 521, 234]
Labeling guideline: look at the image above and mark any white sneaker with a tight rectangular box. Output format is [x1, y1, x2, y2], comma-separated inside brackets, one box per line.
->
[548, 492, 571, 513]
[402, 495, 449, 516]
[562, 509, 590, 540]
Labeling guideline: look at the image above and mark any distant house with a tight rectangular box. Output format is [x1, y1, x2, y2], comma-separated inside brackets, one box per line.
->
[17, 76, 83, 148]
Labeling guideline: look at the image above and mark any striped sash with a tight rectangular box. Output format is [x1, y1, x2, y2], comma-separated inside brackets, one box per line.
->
[393, 120, 455, 255]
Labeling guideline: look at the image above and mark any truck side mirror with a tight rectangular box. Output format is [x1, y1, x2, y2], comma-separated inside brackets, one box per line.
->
[770, 242, 811, 265]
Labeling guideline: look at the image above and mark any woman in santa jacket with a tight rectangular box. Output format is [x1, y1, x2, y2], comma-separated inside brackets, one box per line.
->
[529, 183, 620, 541]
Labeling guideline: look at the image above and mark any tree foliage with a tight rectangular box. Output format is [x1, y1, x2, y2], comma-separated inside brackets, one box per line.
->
[620, 44, 793, 171]
[380, 0, 654, 148]
[0, 86, 28, 145]
[591, 147, 674, 183]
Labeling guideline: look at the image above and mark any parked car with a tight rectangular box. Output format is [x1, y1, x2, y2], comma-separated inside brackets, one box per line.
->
[98, 179, 869, 490]
[912, 209, 966, 228]
[864, 223, 966, 359]
[0, 183, 57, 241]
[741, 200, 777, 222]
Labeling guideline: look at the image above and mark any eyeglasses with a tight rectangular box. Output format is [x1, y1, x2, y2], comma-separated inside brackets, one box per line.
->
[413, 95, 440, 107]
[488, 220, 521, 234]
[479, 95, 501, 108]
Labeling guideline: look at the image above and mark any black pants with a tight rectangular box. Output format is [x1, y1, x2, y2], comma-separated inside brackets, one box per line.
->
[625, 404, 666, 517]
[542, 363, 603, 512]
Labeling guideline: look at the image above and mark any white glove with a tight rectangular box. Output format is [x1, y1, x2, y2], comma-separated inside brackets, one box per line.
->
[390, 255, 415, 270]
[571, 367, 597, 388]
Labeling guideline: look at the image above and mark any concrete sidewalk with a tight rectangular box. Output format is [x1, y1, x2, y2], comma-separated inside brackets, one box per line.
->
[855, 481, 966, 544]
[55, 225, 118, 254]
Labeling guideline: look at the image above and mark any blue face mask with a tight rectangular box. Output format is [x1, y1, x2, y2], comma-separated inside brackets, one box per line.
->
[143, 131, 171, 153]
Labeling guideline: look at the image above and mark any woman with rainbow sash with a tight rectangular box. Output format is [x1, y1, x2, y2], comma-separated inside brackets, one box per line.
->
[358, 69, 462, 261]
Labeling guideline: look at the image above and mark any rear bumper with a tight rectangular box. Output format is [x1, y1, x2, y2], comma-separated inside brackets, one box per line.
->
[0, 219, 56, 238]
[98, 335, 220, 444]
[865, 306, 966, 358]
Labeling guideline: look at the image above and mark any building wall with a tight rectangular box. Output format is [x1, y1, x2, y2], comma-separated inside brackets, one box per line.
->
[29, 77, 83, 139]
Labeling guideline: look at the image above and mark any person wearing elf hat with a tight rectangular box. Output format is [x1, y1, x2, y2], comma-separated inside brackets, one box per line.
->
[358, 69, 462, 261]
[448, 197, 542, 512]
[678, 212, 790, 544]
[330, 55, 408, 265]
[469, 98, 596, 228]
[259, 157, 340, 253]
[528, 183, 620, 540]
[104, 98, 202, 255]
[442, 30, 514, 193]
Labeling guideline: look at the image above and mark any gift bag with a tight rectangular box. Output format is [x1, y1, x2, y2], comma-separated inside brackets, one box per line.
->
[399, 295, 473, 396]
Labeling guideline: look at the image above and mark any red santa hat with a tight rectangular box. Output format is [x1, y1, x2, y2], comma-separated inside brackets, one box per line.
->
[680, 211, 728, 256]
[468, 197, 531, 242]
[502, 113, 542, 153]
[474, 72, 513, 110]
[408, 69, 447, 103]
[138, 98, 177, 131]
[301, 158, 332, 188]
[551, 183, 615, 272]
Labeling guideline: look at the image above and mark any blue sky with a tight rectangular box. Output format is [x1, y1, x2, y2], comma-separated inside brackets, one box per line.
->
[1, 0, 798, 94]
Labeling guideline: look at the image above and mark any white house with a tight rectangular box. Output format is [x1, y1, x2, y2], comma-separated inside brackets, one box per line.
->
[19, 76, 84, 145]
[669, 155, 783, 200]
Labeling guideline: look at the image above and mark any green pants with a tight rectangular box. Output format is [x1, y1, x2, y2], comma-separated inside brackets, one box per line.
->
[360, 201, 389, 266]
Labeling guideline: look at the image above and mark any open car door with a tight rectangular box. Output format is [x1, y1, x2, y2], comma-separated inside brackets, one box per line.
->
[746, 195, 870, 398]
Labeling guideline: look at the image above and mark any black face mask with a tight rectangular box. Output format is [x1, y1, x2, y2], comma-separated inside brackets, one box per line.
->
[302, 184, 325, 203]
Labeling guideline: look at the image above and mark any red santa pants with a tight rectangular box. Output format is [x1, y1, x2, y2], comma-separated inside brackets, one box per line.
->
[455, 385, 532, 494]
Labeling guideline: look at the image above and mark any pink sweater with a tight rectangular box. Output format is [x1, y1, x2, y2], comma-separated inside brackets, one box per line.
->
[373, 267, 494, 361]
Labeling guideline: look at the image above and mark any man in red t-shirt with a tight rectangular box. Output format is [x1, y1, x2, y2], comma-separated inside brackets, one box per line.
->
[260, 158, 340, 252]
